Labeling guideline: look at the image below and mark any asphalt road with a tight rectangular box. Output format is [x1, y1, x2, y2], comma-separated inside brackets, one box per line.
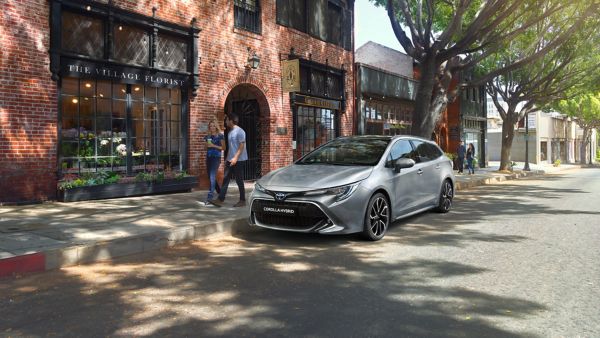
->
[1, 168, 599, 338]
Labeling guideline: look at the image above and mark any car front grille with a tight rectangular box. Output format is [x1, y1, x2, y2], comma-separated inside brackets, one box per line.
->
[252, 199, 329, 229]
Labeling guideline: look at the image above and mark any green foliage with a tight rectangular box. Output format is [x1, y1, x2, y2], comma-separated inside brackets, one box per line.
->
[444, 152, 457, 161]
[135, 172, 155, 183]
[553, 159, 561, 167]
[174, 170, 189, 180]
[556, 93, 600, 129]
[59, 171, 122, 190]
[135, 171, 167, 184]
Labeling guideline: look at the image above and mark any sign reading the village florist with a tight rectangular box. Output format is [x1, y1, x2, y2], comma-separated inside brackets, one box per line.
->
[61, 59, 187, 88]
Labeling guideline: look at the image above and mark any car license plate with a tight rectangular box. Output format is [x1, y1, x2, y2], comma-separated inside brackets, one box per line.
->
[262, 205, 297, 216]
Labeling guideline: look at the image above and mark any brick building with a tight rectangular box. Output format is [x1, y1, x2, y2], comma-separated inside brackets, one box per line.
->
[0, 0, 355, 203]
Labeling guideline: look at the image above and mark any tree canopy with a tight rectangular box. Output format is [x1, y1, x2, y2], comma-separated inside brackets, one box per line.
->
[370, 0, 599, 140]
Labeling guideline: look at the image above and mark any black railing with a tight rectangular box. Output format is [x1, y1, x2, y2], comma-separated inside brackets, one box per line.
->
[234, 0, 261, 34]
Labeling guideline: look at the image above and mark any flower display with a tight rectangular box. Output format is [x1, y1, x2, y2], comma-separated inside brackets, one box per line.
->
[116, 144, 127, 156]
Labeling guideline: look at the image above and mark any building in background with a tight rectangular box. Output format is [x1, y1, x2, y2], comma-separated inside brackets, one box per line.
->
[355, 41, 487, 167]
[354, 42, 417, 137]
[0, 0, 356, 203]
[487, 110, 597, 164]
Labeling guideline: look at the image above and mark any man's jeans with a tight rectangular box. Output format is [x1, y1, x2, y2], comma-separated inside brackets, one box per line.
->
[206, 156, 221, 201]
[218, 160, 246, 202]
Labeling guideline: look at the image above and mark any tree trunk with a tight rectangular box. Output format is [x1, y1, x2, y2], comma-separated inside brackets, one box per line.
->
[412, 56, 437, 138]
[580, 128, 590, 164]
[499, 117, 516, 171]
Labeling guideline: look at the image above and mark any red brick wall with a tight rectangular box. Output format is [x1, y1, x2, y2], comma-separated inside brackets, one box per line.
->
[0, 0, 57, 204]
[0, 0, 355, 203]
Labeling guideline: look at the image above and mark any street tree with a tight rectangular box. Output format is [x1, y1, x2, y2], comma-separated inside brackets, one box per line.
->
[483, 8, 600, 170]
[554, 93, 600, 164]
[371, 0, 598, 139]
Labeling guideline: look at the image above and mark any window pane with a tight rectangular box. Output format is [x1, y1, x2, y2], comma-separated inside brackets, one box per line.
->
[156, 34, 188, 71]
[158, 88, 170, 103]
[234, 0, 261, 34]
[62, 78, 79, 96]
[113, 100, 126, 119]
[80, 97, 94, 121]
[113, 83, 127, 100]
[327, 2, 341, 45]
[97, 80, 111, 99]
[97, 98, 111, 119]
[114, 24, 149, 66]
[291, 0, 307, 31]
[62, 12, 104, 58]
[171, 88, 181, 104]
[131, 85, 143, 101]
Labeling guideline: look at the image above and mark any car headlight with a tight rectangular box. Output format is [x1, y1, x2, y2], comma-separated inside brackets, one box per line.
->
[254, 182, 267, 193]
[304, 183, 359, 202]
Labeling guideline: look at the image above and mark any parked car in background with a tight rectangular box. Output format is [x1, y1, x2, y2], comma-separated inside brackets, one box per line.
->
[248, 135, 455, 241]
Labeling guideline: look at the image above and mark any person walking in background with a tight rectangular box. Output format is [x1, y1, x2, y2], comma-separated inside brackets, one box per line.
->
[457, 140, 466, 174]
[466, 143, 476, 175]
[209, 113, 248, 207]
[203, 119, 225, 205]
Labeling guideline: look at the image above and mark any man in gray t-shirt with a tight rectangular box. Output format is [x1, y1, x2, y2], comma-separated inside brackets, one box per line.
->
[210, 113, 248, 207]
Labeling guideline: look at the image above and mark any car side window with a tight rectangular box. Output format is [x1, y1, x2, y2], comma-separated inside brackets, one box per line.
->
[427, 143, 443, 159]
[411, 140, 434, 163]
[387, 139, 413, 166]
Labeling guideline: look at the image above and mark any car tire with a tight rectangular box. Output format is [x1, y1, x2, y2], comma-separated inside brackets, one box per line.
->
[436, 179, 453, 213]
[362, 193, 390, 241]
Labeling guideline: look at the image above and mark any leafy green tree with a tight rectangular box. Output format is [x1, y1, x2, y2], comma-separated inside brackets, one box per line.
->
[483, 9, 600, 170]
[370, 0, 598, 140]
[554, 93, 600, 164]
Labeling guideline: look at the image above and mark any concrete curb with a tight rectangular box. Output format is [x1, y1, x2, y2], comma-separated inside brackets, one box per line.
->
[454, 170, 545, 191]
[0, 218, 248, 277]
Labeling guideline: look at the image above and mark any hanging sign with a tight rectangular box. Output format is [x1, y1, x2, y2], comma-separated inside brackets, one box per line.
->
[281, 59, 300, 92]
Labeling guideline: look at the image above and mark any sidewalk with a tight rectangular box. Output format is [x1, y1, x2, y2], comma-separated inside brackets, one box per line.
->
[0, 162, 580, 277]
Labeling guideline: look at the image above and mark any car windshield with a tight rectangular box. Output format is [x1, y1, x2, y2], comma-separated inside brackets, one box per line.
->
[297, 137, 391, 166]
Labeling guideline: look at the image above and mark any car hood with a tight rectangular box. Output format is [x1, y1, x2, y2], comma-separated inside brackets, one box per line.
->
[258, 164, 373, 192]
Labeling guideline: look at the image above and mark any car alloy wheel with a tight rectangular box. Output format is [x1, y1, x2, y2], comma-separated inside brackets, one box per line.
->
[437, 179, 453, 213]
[363, 193, 390, 241]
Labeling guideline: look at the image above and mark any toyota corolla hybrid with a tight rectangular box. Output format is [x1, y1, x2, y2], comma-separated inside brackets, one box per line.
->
[248, 135, 455, 241]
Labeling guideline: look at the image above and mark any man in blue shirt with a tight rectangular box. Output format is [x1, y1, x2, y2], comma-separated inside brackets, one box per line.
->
[210, 113, 248, 207]
[457, 140, 466, 174]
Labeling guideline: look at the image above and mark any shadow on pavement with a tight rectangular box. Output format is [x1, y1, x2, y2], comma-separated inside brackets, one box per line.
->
[1, 220, 546, 338]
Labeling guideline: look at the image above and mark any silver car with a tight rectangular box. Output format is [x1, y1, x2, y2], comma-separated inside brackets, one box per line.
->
[248, 135, 455, 241]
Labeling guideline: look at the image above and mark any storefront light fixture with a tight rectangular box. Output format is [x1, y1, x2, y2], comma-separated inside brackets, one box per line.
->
[85, 83, 91, 88]
[86, 5, 91, 11]
[246, 48, 260, 70]
[72, 98, 78, 104]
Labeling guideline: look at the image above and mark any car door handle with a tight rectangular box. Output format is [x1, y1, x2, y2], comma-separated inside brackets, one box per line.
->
[417, 169, 423, 175]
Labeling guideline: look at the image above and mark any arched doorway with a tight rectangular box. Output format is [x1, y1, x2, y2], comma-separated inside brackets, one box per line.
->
[224, 84, 269, 180]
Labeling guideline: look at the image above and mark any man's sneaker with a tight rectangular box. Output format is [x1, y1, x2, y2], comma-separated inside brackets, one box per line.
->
[233, 200, 247, 207]
[208, 199, 224, 207]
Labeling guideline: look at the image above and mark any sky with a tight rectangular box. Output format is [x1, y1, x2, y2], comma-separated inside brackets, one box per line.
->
[354, 0, 403, 52]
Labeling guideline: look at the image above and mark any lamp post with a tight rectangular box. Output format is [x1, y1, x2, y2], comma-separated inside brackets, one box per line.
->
[524, 112, 531, 171]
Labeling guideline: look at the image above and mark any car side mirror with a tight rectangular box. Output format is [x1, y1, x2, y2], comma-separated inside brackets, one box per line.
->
[394, 158, 415, 173]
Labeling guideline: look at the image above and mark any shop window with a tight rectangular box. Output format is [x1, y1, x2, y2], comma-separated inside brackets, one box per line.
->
[61, 12, 104, 58]
[59, 78, 183, 175]
[295, 106, 336, 159]
[234, 0, 261, 34]
[156, 34, 188, 72]
[114, 24, 150, 66]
